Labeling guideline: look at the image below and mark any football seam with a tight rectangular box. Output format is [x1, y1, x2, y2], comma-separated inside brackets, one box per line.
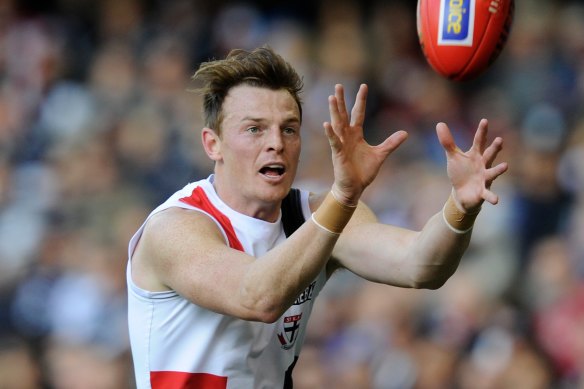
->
[422, 0, 450, 77]
[457, 0, 514, 81]
[455, 4, 493, 81]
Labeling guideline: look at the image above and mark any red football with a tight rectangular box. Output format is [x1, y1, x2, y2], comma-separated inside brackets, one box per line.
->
[417, 0, 514, 81]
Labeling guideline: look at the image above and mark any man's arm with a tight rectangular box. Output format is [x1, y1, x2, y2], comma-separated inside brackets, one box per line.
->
[131, 206, 339, 324]
[131, 83, 408, 324]
[327, 119, 508, 288]
[328, 200, 471, 289]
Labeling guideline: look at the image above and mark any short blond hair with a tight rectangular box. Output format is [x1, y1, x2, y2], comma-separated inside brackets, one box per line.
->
[192, 46, 303, 136]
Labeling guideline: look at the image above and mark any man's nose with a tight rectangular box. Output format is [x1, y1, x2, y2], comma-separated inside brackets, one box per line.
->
[266, 128, 284, 152]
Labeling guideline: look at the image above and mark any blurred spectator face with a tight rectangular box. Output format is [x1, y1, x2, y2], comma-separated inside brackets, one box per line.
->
[333, 363, 372, 389]
[212, 4, 265, 55]
[98, 0, 143, 41]
[115, 106, 167, 170]
[52, 137, 119, 199]
[45, 342, 128, 389]
[292, 345, 327, 389]
[0, 90, 25, 147]
[316, 1, 367, 79]
[412, 340, 457, 389]
[4, 19, 63, 92]
[517, 149, 560, 197]
[0, 337, 41, 389]
[525, 236, 575, 308]
[142, 38, 190, 102]
[494, 341, 553, 389]
[505, 3, 553, 62]
[554, 4, 584, 65]
[90, 43, 137, 105]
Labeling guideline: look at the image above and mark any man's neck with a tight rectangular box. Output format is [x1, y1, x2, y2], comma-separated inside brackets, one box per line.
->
[211, 176, 282, 222]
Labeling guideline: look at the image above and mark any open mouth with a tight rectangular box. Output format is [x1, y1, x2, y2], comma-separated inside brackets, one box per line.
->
[259, 164, 286, 178]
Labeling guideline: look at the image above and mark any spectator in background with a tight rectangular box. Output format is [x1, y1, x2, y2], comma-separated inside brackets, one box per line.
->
[0, 0, 583, 387]
[0, 335, 41, 389]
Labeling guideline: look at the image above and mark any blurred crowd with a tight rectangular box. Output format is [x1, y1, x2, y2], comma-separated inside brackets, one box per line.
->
[1, 0, 584, 387]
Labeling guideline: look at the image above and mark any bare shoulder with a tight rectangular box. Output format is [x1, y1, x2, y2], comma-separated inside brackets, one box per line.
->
[131, 207, 227, 292]
[143, 207, 225, 246]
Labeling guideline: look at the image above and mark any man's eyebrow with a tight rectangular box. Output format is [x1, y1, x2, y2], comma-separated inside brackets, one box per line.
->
[240, 116, 300, 124]
[241, 116, 263, 122]
[282, 117, 301, 125]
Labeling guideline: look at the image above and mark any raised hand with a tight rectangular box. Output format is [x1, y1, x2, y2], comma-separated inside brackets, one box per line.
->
[436, 119, 508, 212]
[324, 84, 408, 205]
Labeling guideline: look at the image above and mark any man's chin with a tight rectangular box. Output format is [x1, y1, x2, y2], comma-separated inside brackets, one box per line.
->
[256, 178, 292, 199]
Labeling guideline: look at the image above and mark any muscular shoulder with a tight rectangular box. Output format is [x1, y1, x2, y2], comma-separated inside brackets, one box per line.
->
[131, 207, 226, 291]
[145, 207, 224, 242]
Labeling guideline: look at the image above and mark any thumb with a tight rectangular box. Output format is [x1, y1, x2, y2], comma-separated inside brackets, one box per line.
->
[436, 122, 460, 155]
[377, 130, 408, 155]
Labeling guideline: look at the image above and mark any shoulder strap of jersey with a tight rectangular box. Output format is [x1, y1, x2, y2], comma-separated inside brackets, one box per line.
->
[281, 188, 306, 238]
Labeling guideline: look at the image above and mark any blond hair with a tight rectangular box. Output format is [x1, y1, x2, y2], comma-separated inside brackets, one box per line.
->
[192, 46, 303, 135]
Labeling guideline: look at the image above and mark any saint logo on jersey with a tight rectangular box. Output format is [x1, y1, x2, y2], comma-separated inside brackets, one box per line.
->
[438, 0, 475, 46]
[278, 313, 302, 350]
[276, 281, 318, 350]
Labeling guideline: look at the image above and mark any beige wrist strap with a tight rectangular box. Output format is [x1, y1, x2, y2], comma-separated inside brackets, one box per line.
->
[312, 192, 357, 235]
[442, 195, 480, 234]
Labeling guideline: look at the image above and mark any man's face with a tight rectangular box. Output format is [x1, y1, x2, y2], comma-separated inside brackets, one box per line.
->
[211, 84, 301, 211]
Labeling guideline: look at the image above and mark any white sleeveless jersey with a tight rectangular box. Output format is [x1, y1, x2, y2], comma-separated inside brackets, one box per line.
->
[127, 175, 327, 389]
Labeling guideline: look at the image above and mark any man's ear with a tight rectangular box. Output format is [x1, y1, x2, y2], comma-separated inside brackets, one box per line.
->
[201, 127, 222, 162]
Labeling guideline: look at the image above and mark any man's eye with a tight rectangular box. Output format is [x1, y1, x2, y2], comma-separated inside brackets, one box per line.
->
[247, 126, 260, 134]
[283, 127, 297, 135]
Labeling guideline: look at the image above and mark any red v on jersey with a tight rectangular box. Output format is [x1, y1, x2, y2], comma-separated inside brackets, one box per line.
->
[150, 371, 227, 389]
[128, 178, 324, 388]
[180, 186, 244, 252]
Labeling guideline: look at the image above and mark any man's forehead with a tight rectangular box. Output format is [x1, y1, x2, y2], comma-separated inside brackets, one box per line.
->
[223, 85, 300, 119]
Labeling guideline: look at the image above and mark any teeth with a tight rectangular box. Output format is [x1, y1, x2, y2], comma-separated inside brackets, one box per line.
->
[260, 164, 285, 176]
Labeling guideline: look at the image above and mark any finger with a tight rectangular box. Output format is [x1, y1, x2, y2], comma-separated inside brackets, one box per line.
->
[485, 162, 508, 185]
[483, 137, 503, 168]
[482, 188, 499, 205]
[323, 121, 342, 151]
[472, 118, 489, 153]
[350, 84, 368, 127]
[436, 122, 461, 155]
[376, 130, 409, 155]
[334, 84, 349, 124]
[328, 95, 343, 132]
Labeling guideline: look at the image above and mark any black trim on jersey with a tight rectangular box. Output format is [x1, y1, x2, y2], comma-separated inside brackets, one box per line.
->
[281, 189, 305, 388]
[281, 188, 306, 238]
[283, 356, 299, 389]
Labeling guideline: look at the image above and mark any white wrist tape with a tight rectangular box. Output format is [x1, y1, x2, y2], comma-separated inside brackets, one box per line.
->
[311, 191, 356, 235]
[442, 195, 480, 234]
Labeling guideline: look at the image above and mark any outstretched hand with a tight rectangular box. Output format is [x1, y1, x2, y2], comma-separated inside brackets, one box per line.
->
[324, 84, 408, 205]
[437, 119, 508, 212]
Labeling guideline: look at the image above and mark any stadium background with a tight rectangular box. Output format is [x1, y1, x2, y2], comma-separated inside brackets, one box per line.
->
[0, 0, 583, 387]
